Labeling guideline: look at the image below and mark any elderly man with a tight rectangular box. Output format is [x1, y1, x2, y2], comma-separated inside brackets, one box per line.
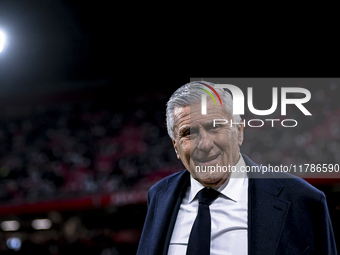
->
[137, 81, 337, 255]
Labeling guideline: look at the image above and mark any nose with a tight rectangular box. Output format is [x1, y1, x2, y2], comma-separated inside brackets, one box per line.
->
[197, 130, 214, 152]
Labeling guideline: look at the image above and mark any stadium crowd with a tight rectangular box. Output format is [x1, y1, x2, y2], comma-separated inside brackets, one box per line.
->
[0, 81, 339, 254]
[0, 83, 339, 203]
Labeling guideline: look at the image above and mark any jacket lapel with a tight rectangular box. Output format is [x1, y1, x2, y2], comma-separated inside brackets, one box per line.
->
[243, 155, 291, 255]
[147, 170, 190, 255]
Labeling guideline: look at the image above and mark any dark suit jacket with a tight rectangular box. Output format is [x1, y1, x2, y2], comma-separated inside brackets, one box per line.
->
[137, 154, 337, 254]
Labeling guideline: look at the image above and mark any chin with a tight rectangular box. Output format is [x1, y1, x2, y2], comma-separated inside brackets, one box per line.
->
[196, 173, 229, 187]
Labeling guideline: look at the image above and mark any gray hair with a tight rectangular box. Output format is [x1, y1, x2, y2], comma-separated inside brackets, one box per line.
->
[166, 81, 242, 139]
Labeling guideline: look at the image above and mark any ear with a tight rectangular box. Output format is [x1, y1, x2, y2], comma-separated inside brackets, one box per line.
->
[237, 121, 244, 146]
[172, 139, 181, 159]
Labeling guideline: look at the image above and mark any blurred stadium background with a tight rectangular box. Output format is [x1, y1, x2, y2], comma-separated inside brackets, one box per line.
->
[0, 1, 340, 254]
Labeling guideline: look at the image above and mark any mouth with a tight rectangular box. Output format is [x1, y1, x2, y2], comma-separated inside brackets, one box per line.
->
[193, 154, 220, 165]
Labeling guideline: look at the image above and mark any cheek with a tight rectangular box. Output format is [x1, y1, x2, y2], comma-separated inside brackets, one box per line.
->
[220, 132, 239, 156]
[185, 143, 191, 158]
[229, 136, 239, 152]
[179, 140, 190, 157]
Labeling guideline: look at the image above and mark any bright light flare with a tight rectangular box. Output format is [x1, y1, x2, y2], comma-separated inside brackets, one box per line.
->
[0, 30, 5, 53]
[0, 220, 20, 231]
[32, 219, 52, 230]
[6, 237, 22, 251]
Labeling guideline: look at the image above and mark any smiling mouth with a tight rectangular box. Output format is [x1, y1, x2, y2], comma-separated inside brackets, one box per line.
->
[194, 154, 220, 164]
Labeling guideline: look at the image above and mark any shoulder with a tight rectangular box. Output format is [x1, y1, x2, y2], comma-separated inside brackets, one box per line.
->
[242, 154, 323, 201]
[148, 170, 188, 197]
[275, 173, 323, 202]
[252, 171, 323, 203]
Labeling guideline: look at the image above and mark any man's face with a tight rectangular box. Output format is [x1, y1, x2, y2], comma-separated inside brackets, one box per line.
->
[171, 99, 244, 188]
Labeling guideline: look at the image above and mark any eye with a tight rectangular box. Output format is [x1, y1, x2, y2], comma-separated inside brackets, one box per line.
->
[211, 124, 221, 131]
[183, 129, 190, 136]
[190, 127, 198, 136]
[179, 127, 191, 138]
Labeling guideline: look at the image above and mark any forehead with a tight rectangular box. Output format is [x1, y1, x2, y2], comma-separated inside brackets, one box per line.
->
[174, 100, 230, 127]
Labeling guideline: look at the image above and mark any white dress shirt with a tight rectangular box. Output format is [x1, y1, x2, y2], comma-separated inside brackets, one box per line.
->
[168, 155, 248, 255]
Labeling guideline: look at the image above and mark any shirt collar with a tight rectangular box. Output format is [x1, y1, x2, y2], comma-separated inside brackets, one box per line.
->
[188, 154, 247, 203]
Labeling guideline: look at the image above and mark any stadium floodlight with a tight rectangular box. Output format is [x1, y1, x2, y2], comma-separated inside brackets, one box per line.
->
[32, 219, 52, 230]
[0, 220, 20, 231]
[0, 30, 5, 53]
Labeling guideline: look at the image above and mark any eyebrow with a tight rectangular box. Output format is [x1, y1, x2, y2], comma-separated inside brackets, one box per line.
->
[201, 120, 216, 128]
[178, 120, 223, 136]
[194, 120, 227, 131]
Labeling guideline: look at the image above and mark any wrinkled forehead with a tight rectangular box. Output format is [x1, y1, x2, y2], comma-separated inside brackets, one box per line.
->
[173, 101, 231, 127]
